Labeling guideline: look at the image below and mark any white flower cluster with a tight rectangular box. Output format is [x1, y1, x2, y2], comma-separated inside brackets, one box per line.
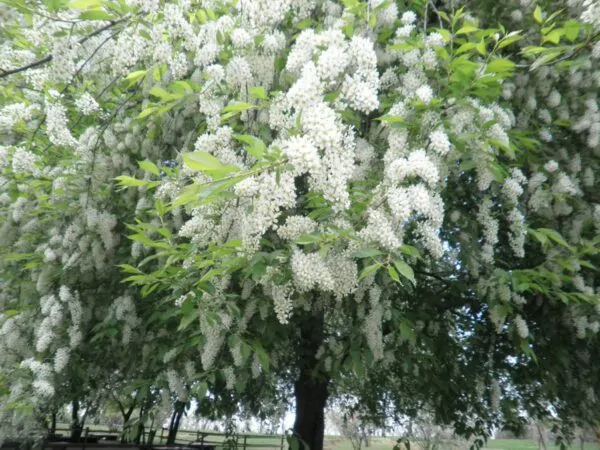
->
[45, 101, 77, 148]
[271, 283, 294, 324]
[291, 249, 334, 292]
[363, 286, 384, 361]
[74, 92, 100, 116]
[514, 314, 529, 339]
[477, 198, 499, 264]
[276, 216, 317, 241]
[0, 103, 38, 133]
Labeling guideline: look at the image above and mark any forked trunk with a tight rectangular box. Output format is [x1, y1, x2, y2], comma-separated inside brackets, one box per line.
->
[166, 401, 185, 445]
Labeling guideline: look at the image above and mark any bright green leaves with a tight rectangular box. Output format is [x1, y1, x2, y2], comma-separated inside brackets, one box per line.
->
[563, 20, 581, 43]
[136, 79, 199, 119]
[353, 244, 419, 286]
[485, 58, 516, 77]
[69, 0, 119, 20]
[533, 5, 543, 25]
[137, 160, 159, 176]
[248, 86, 268, 101]
[521, 6, 590, 71]
[182, 152, 240, 177]
[194, 7, 217, 24]
[529, 227, 573, 251]
[233, 134, 266, 159]
[149, 86, 179, 102]
[220, 101, 256, 122]
[393, 259, 416, 286]
[123, 70, 147, 88]
[115, 175, 159, 189]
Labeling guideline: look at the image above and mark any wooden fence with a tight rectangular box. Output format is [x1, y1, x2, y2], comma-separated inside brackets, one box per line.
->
[47, 426, 286, 450]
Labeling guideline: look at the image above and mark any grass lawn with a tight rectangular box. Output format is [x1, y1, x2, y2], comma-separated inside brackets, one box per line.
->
[50, 427, 600, 450]
[485, 440, 599, 450]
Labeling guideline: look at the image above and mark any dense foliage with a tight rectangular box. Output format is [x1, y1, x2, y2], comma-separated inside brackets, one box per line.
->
[1, 0, 600, 448]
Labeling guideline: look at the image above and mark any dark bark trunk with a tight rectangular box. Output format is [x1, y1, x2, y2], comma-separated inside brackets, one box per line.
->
[293, 373, 328, 450]
[166, 402, 185, 445]
[133, 403, 146, 445]
[50, 411, 57, 434]
[120, 399, 137, 443]
[292, 306, 329, 450]
[70, 400, 83, 442]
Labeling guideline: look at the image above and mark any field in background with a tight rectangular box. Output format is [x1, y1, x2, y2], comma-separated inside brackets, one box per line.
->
[51, 427, 600, 450]
[485, 440, 600, 450]
[325, 439, 600, 450]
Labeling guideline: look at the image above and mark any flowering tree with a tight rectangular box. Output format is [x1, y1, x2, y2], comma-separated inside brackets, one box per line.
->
[2, 0, 600, 449]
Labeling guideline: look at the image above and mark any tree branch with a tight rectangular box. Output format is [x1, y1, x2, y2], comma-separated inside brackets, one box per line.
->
[0, 16, 129, 79]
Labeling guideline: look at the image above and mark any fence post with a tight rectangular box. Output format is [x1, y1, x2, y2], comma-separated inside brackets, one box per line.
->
[280, 433, 285, 450]
[243, 435, 247, 450]
[200, 433, 205, 448]
[160, 427, 164, 445]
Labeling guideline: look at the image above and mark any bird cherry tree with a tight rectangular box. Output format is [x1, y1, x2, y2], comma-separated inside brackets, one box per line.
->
[1, 0, 600, 449]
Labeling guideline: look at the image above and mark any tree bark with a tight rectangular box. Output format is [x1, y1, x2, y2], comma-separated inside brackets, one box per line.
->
[70, 400, 83, 442]
[166, 401, 185, 445]
[292, 306, 329, 450]
[50, 411, 57, 434]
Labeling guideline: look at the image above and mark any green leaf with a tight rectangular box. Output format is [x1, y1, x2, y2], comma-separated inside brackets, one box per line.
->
[70, 0, 102, 9]
[254, 345, 270, 372]
[79, 9, 112, 20]
[455, 42, 477, 55]
[124, 70, 146, 87]
[183, 152, 239, 175]
[115, 175, 148, 187]
[393, 260, 416, 286]
[486, 58, 516, 75]
[455, 25, 478, 35]
[178, 307, 199, 331]
[498, 32, 523, 48]
[359, 263, 382, 281]
[249, 86, 267, 100]
[529, 49, 564, 71]
[195, 381, 208, 401]
[196, 9, 208, 23]
[538, 228, 572, 249]
[400, 245, 421, 259]
[2, 310, 20, 318]
[388, 265, 400, 283]
[378, 115, 409, 125]
[353, 248, 384, 258]
[233, 134, 266, 159]
[294, 233, 322, 245]
[529, 229, 548, 247]
[563, 20, 580, 42]
[475, 38, 486, 56]
[542, 29, 563, 45]
[533, 6, 543, 24]
[149, 86, 178, 102]
[222, 102, 255, 113]
[137, 107, 157, 119]
[138, 160, 160, 176]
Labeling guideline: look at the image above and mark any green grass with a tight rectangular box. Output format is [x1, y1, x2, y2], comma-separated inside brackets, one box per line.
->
[50, 427, 600, 450]
[485, 440, 600, 450]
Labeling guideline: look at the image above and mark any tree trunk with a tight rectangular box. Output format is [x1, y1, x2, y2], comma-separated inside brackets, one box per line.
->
[166, 401, 185, 445]
[133, 403, 146, 445]
[50, 411, 57, 434]
[293, 373, 328, 450]
[292, 306, 329, 450]
[70, 400, 83, 442]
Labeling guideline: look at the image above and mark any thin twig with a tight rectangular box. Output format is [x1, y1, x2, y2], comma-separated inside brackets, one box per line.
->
[28, 28, 124, 151]
[0, 16, 130, 78]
